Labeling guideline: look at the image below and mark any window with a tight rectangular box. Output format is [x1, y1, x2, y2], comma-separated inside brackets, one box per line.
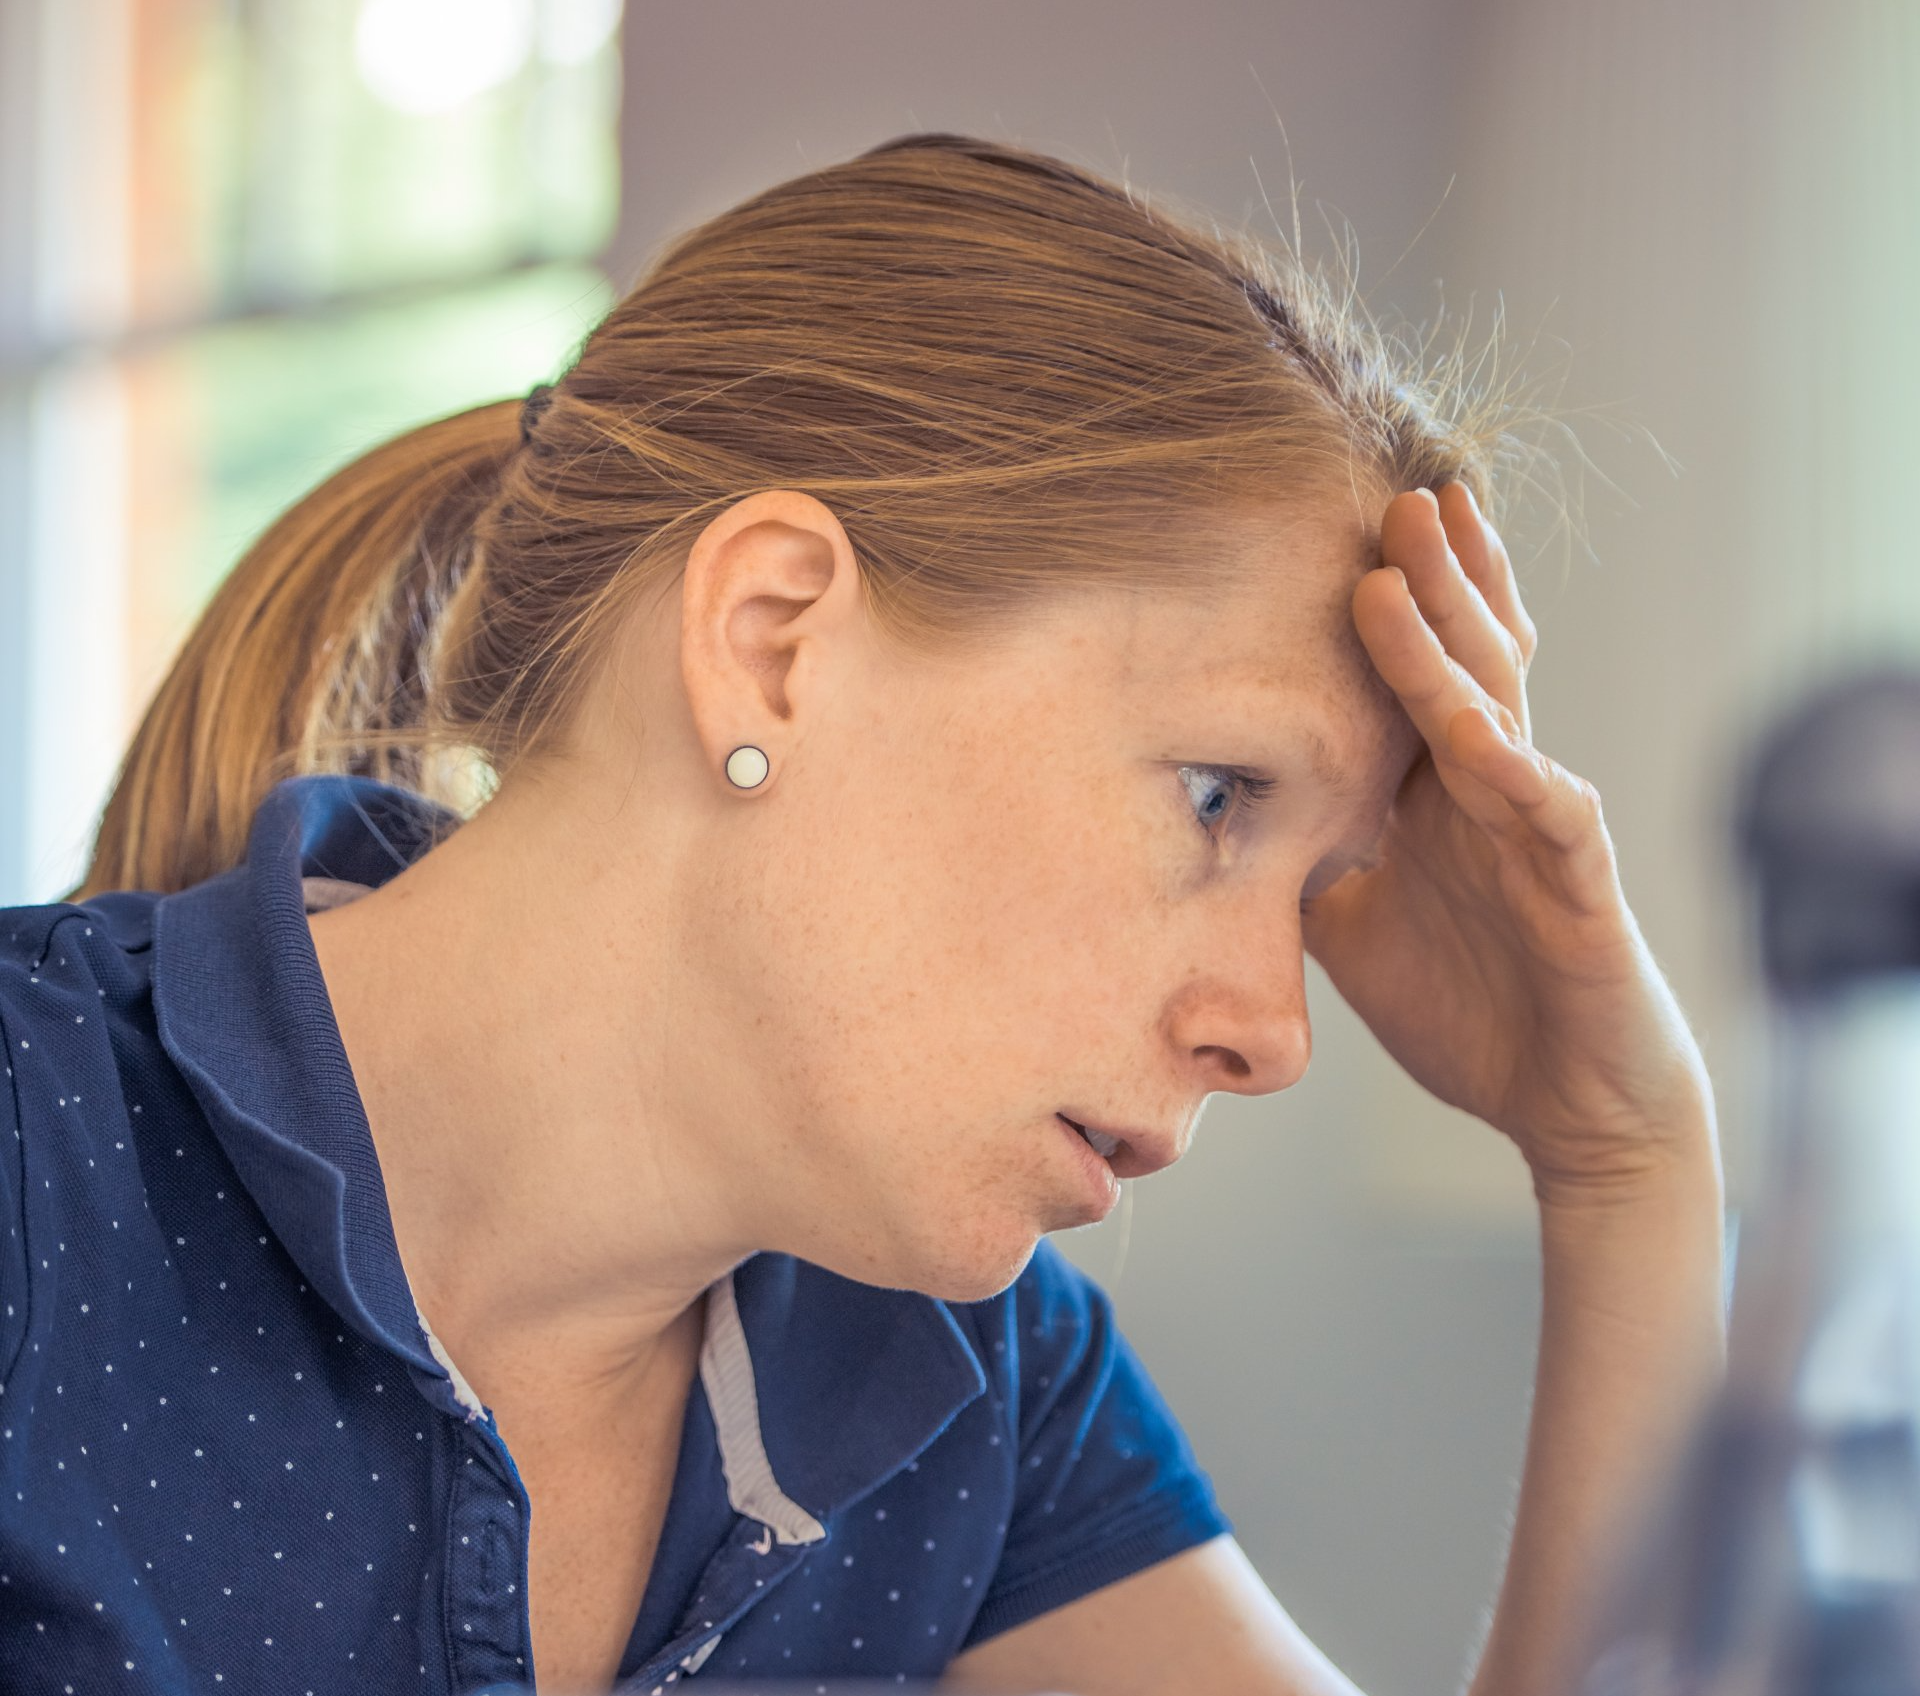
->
[1, 0, 624, 901]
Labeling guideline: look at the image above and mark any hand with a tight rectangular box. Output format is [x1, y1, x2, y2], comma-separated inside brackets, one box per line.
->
[1302, 483, 1715, 1198]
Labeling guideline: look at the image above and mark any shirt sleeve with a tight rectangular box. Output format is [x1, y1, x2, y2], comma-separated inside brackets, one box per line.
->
[959, 1236, 1234, 1649]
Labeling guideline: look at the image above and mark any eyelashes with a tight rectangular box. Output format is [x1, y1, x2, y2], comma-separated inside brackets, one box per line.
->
[1178, 764, 1280, 836]
[1179, 764, 1325, 916]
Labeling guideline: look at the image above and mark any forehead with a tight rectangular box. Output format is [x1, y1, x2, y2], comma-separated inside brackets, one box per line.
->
[1107, 497, 1398, 694]
[1026, 494, 1420, 809]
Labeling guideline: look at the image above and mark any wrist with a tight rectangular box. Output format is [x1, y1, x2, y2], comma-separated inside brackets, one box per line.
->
[1525, 1087, 1723, 1217]
[1530, 1157, 1732, 1509]
[1533, 1123, 1729, 1353]
[1532, 1135, 1724, 1216]
[1528, 1114, 1728, 1206]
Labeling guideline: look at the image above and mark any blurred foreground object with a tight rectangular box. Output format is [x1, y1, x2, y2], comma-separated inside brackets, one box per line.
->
[1580, 669, 1920, 1695]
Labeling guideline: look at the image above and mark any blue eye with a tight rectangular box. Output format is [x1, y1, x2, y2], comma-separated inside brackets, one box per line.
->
[1179, 764, 1279, 836]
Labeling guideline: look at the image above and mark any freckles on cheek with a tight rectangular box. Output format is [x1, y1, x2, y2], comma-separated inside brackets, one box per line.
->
[924, 738, 1160, 990]
[1025, 868, 1164, 1044]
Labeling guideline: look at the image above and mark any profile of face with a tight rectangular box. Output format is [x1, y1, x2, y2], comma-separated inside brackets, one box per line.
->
[551, 488, 1427, 1305]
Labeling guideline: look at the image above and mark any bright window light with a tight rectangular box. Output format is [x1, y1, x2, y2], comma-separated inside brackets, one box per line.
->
[538, 0, 622, 65]
[353, 0, 534, 114]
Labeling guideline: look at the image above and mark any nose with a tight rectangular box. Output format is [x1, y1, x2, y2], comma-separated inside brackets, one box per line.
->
[1166, 937, 1314, 1098]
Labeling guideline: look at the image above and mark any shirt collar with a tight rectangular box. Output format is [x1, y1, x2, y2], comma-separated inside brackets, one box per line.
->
[150, 772, 986, 1535]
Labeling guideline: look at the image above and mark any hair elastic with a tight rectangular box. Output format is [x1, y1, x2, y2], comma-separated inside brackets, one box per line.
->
[519, 381, 555, 443]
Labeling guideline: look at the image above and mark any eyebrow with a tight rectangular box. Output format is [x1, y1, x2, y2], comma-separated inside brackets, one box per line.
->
[1229, 653, 1408, 793]
[1208, 666, 1402, 842]
[1296, 726, 1369, 807]
[1288, 718, 1406, 874]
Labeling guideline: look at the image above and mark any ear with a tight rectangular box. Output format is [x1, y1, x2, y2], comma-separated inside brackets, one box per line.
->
[678, 489, 864, 793]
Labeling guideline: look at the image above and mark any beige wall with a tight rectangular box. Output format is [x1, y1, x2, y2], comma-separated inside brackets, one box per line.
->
[612, 5, 1916, 1690]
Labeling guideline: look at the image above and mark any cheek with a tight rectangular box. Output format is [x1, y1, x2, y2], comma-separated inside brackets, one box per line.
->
[701, 768, 1056, 1136]
[709, 721, 1175, 1149]
[915, 771, 1179, 1104]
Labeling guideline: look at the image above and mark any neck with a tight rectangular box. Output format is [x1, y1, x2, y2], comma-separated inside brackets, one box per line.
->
[304, 770, 757, 1411]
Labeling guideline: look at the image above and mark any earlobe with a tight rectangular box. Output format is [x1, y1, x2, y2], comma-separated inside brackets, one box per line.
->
[680, 488, 858, 791]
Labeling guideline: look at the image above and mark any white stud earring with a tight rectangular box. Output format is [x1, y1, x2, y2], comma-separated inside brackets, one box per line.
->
[725, 745, 770, 789]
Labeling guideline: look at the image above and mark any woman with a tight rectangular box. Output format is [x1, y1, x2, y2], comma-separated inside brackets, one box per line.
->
[0, 133, 1724, 1695]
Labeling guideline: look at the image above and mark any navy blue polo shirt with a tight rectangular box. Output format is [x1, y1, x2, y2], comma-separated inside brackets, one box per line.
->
[0, 773, 1232, 1694]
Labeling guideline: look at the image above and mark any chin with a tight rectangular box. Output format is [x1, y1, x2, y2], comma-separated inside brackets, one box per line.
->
[817, 1212, 1041, 1305]
[911, 1240, 1039, 1304]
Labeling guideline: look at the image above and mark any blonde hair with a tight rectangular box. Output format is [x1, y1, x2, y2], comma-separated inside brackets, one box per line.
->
[70, 131, 1539, 901]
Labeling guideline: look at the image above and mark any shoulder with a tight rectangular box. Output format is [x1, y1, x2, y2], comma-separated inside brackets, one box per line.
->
[0, 893, 166, 1381]
[0, 893, 158, 1020]
[0, 890, 157, 964]
[0, 892, 161, 1111]
[1008, 1233, 1110, 1330]
[947, 1236, 1132, 1436]
[959, 1235, 1115, 1360]
[0, 890, 160, 1020]
[947, 1239, 1236, 1652]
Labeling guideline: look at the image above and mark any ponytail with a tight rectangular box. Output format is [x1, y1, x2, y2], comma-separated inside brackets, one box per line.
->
[63, 131, 1534, 904]
[67, 397, 523, 900]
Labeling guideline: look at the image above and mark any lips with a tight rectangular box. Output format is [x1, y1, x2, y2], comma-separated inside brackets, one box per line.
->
[1060, 1116, 1121, 1157]
[1057, 1114, 1181, 1180]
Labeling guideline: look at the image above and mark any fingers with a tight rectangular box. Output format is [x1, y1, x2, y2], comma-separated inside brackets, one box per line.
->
[1379, 488, 1530, 738]
[1445, 706, 1620, 907]
[1351, 563, 1525, 833]
[1437, 483, 1538, 671]
[1360, 483, 1617, 913]
[1352, 561, 1513, 737]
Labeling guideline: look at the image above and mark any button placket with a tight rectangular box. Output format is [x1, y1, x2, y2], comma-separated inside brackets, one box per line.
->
[444, 1421, 532, 1691]
[628, 1520, 813, 1688]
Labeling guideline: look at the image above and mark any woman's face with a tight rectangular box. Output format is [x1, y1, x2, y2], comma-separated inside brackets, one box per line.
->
[592, 492, 1427, 1303]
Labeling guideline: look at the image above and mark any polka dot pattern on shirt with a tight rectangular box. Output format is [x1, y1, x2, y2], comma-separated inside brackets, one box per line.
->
[0, 773, 1232, 1692]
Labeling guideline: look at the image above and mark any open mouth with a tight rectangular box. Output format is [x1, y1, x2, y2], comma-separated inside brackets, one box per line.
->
[1059, 1115, 1122, 1158]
